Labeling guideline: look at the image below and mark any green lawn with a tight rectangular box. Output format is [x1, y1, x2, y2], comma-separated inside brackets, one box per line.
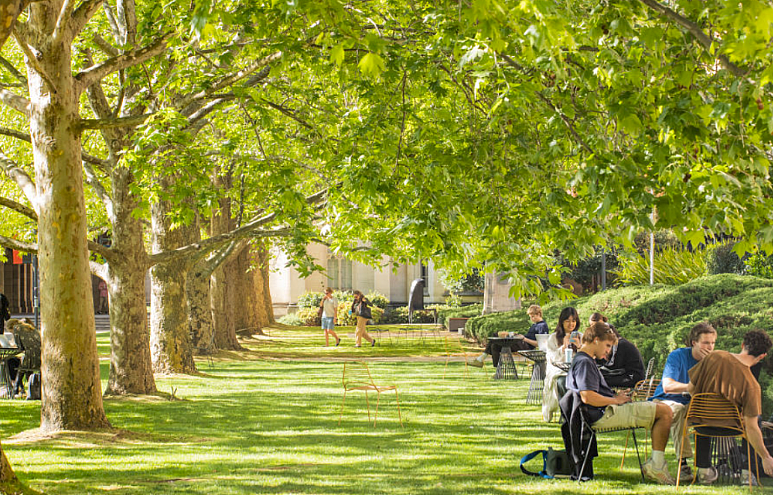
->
[0, 325, 761, 494]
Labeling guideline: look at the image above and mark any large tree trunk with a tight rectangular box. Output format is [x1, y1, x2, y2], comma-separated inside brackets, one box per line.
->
[28, 2, 108, 431]
[232, 245, 259, 333]
[209, 174, 242, 350]
[104, 169, 156, 395]
[257, 244, 275, 325]
[149, 187, 197, 373]
[0, 441, 25, 493]
[187, 262, 214, 353]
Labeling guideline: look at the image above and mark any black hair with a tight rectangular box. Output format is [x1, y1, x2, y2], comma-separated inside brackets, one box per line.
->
[555, 307, 579, 342]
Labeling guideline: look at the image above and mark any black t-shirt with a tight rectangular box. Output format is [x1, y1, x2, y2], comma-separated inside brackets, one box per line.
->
[567, 351, 613, 422]
[524, 320, 549, 341]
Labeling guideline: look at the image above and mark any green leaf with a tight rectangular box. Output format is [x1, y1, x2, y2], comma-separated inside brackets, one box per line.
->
[330, 43, 345, 66]
[358, 53, 386, 78]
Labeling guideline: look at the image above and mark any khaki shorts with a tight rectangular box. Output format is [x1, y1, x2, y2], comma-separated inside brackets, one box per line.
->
[593, 401, 658, 431]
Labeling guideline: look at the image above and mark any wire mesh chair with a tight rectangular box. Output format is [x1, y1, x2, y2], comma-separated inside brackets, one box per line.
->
[338, 361, 403, 428]
[676, 392, 757, 490]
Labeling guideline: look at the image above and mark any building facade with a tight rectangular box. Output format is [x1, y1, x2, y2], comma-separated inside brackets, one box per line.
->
[269, 243, 449, 316]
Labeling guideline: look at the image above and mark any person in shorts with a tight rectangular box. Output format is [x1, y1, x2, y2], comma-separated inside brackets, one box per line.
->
[649, 321, 716, 481]
[567, 321, 675, 484]
[320, 287, 340, 346]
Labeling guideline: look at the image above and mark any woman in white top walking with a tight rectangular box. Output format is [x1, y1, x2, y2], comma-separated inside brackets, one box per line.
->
[320, 287, 341, 346]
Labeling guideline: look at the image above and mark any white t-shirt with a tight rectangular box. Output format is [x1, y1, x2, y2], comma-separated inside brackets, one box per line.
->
[322, 297, 338, 318]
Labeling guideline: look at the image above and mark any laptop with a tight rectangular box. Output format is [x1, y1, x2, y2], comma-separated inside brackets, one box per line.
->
[0, 334, 16, 348]
[536, 333, 549, 351]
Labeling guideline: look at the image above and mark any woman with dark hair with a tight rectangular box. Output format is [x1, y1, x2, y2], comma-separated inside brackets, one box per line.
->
[543, 307, 582, 422]
[590, 312, 645, 388]
[351, 291, 375, 348]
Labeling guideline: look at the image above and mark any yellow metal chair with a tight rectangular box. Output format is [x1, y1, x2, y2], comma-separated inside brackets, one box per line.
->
[676, 392, 757, 490]
[443, 336, 474, 379]
[338, 361, 403, 427]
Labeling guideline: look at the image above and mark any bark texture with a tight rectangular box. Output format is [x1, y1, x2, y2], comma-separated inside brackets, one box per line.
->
[149, 186, 197, 373]
[29, 0, 109, 431]
[256, 243, 275, 325]
[104, 170, 156, 394]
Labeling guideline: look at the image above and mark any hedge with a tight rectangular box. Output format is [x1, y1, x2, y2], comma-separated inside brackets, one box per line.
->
[462, 274, 773, 414]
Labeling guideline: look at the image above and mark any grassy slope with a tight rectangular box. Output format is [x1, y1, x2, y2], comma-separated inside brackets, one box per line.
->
[0, 322, 763, 494]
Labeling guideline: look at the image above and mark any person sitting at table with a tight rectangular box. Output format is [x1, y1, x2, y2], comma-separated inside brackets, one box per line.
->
[4, 318, 41, 398]
[589, 313, 645, 388]
[566, 320, 676, 484]
[471, 304, 548, 368]
[543, 307, 581, 422]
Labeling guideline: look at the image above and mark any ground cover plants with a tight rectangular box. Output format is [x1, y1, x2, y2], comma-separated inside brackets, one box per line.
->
[0, 323, 765, 493]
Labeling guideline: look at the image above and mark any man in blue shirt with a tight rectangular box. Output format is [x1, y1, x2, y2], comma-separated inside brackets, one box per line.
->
[650, 322, 716, 482]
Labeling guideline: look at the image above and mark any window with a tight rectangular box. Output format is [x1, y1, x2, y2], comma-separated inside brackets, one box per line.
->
[327, 250, 352, 291]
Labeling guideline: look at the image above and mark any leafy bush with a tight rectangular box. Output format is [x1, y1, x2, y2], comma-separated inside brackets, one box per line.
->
[438, 304, 483, 327]
[445, 293, 463, 308]
[745, 253, 773, 279]
[383, 305, 448, 324]
[297, 291, 324, 310]
[614, 247, 707, 286]
[560, 246, 619, 291]
[296, 307, 322, 326]
[334, 301, 384, 326]
[365, 291, 389, 309]
[277, 314, 304, 326]
[706, 241, 745, 275]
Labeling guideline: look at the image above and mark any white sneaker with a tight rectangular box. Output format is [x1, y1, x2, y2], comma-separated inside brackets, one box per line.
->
[696, 466, 718, 485]
[643, 459, 675, 485]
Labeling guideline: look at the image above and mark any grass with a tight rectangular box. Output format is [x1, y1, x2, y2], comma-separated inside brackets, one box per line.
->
[0, 324, 763, 494]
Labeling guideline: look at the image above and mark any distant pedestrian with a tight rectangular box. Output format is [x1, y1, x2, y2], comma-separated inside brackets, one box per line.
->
[351, 290, 375, 347]
[0, 293, 10, 330]
[98, 280, 108, 314]
[320, 287, 341, 346]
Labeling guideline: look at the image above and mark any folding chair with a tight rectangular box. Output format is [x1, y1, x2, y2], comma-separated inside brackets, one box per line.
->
[676, 393, 757, 490]
[338, 361, 403, 427]
[443, 337, 475, 379]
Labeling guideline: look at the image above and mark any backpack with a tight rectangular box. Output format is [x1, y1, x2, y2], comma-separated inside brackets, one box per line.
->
[27, 372, 41, 400]
[520, 448, 573, 479]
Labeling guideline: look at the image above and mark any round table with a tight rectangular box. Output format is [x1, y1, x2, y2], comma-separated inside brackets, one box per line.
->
[487, 336, 523, 380]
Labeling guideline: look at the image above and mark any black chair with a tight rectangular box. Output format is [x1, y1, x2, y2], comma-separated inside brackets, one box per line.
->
[559, 390, 644, 482]
[14, 327, 41, 398]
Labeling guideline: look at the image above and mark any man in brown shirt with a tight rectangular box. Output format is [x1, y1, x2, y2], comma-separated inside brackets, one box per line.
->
[688, 330, 773, 483]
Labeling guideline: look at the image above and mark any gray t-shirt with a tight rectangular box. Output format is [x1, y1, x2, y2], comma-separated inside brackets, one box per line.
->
[322, 297, 338, 318]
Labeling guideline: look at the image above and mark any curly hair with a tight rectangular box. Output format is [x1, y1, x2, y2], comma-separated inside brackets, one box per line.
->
[743, 330, 773, 357]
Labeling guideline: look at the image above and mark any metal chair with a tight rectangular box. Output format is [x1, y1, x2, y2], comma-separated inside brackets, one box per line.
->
[443, 337, 474, 379]
[338, 361, 403, 427]
[676, 392, 757, 490]
[643, 357, 656, 381]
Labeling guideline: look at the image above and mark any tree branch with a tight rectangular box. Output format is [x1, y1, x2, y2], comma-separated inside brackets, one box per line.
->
[0, 146, 37, 212]
[0, 234, 36, 253]
[83, 160, 113, 216]
[74, 31, 173, 93]
[79, 113, 152, 130]
[70, 0, 106, 43]
[0, 195, 37, 220]
[637, 0, 745, 77]
[87, 240, 112, 260]
[0, 125, 109, 169]
[0, 88, 29, 115]
[91, 33, 118, 57]
[0, 55, 27, 85]
[0, 0, 28, 55]
[13, 31, 57, 91]
[51, 0, 78, 46]
[176, 51, 283, 111]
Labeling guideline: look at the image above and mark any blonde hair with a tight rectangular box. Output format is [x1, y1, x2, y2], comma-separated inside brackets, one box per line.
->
[527, 305, 542, 317]
[325, 287, 333, 294]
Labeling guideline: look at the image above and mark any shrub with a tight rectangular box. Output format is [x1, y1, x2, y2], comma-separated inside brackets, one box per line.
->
[745, 253, 773, 279]
[706, 241, 745, 275]
[614, 247, 707, 286]
[438, 304, 483, 328]
[382, 305, 448, 324]
[297, 291, 324, 310]
[296, 307, 321, 326]
[365, 291, 389, 309]
[335, 301, 384, 326]
[277, 314, 304, 326]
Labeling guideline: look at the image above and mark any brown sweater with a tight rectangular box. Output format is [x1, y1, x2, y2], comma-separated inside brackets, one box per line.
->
[689, 350, 761, 425]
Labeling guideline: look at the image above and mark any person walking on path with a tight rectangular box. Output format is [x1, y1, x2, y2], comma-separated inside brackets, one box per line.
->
[320, 287, 341, 346]
[351, 290, 375, 348]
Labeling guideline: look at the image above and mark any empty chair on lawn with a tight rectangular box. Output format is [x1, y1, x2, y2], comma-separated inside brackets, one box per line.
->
[338, 361, 403, 428]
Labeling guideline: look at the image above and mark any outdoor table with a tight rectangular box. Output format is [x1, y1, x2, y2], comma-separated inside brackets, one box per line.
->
[487, 336, 523, 380]
[553, 361, 571, 372]
[0, 346, 22, 399]
[518, 349, 546, 405]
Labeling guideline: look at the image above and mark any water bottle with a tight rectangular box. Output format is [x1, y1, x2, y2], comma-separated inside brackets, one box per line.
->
[564, 346, 573, 363]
